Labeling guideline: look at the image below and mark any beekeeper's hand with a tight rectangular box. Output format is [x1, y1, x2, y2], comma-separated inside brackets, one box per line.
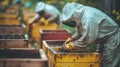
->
[65, 37, 74, 44]
[28, 17, 35, 24]
[63, 42, 74, 50]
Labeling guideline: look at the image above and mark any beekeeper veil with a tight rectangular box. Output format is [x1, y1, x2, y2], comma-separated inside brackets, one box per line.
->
[35, 2, 45, 13]
[60, 2, 84, 27]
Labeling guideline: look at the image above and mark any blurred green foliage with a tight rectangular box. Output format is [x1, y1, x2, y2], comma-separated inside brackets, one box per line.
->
[112, 10, 120, 25]
[61, 24, 75, 35]
[24, 0, 103, 12]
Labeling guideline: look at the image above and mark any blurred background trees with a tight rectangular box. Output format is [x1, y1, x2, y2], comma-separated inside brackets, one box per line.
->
[0, 0, 119, 31]
[0, 0, 119, 25]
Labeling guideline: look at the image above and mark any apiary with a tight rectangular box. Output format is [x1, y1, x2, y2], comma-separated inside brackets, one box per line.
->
[0, 24, 25, 35]
[0, 48, 48, 67]
[0, 34, 28, 48]
[40, 30, 71, 48]
[42, 40, 101, 67]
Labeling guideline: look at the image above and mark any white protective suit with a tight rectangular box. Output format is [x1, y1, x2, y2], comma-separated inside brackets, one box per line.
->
[35, 2, 60, 22]
[60, 2, 120, 67]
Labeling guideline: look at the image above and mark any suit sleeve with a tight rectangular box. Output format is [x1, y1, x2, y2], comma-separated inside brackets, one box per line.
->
[72, 19, 99, 47]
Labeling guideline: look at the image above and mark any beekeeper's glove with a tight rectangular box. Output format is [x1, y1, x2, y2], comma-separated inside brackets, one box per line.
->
[64, 42, 74, 50]
[65, 37, 74, 44]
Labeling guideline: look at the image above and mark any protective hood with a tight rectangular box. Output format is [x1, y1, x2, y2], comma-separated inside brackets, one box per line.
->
[60, 2, 84, 22]
[35, 2, 45, 12]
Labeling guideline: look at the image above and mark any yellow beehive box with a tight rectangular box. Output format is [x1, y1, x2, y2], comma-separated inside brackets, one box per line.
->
[48, 48, 101, 67]
[6, 5, 19, 13]
[0, 13, 18, 18]
[23, 12, 36, 22]
[0, 19, 20, 25]
[0, 0, 9, 5]
[42, 40, 101, 67]
[0, 13, 20, 25]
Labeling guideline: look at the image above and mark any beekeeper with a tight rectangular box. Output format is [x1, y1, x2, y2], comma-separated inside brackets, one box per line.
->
[60, 2, 120, 67]
[31, 2, 60, 25]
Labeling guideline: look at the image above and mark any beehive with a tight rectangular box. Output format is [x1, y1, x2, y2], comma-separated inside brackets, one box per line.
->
[0, 0, 9, 5]
[42, 40, 101, 67]
[30, 21, 57, 43]
[0, 24, 25, 35]
[0, 48, 48, 67]
[40, 29, 71, 48]
[0, 13, 20, 25]
[0, 34, 28, 48]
